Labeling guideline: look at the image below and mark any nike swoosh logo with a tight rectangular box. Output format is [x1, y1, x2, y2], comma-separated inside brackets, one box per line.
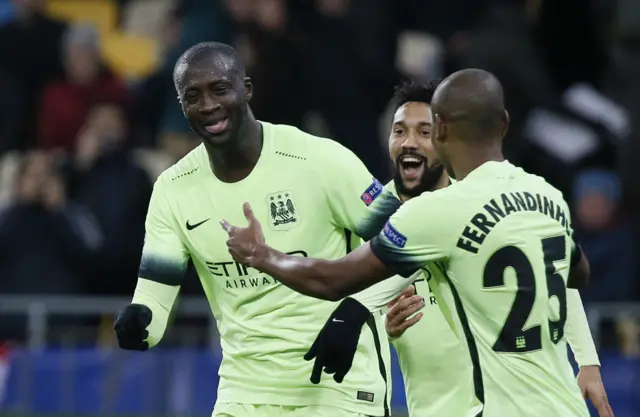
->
[332, 318, 344, 323]
[186, 218, 210, 231]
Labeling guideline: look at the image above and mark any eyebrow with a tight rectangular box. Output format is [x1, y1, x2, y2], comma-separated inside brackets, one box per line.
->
[393, 120, 432, 126]
[184, 77, 232, 91]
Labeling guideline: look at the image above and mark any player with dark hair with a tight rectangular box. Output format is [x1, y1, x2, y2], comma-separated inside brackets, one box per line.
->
[222, 69, 606, 416]
[388, 80, 447, 197]
[114, 42, 402, 417]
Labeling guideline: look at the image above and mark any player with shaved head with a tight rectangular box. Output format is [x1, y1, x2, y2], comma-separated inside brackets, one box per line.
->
[114, 42, 404, 417]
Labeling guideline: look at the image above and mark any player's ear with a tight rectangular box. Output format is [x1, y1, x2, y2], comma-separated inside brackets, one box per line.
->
[177, 94, 186, 114]
[244, 77, 253, 102]
[433, 113, 447, 144]
[500, 110, 510, 139]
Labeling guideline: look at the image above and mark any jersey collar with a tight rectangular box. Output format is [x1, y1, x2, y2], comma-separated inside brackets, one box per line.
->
[462, 160, 515, 182]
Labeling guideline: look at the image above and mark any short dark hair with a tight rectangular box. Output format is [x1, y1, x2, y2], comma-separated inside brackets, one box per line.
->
[173, 42, 245, 91]
[391, 79, 440, 112]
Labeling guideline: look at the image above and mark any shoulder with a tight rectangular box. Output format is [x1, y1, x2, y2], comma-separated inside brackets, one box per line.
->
[265, 122, 358, 165]
[155, 145, 206, 193]
[393, 187, 467, 231]
[385, 181, 398, 198]
[419, 185, 462, 208]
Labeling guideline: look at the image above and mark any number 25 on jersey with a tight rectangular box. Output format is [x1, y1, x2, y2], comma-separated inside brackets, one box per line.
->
[483, 235, 567, 353]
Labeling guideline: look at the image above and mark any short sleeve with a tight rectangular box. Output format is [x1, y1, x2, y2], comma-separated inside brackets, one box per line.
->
[322, 141, 401, 241]
[138, 176, 189, 286]
[370, 194, 452, 278]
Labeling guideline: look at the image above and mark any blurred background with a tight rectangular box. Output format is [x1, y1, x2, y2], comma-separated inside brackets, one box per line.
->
[0, 0, 639, 415]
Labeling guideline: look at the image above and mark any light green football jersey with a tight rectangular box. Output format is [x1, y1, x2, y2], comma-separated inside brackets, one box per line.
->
[370, 161, 589, 417]
[138, 122, 399, 415]
[393, 270, 482, 417]
[379, 182, 479, 417]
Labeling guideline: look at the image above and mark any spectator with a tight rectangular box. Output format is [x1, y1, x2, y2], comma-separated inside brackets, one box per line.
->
[0, 150, 103, 342]
[228, 0, 307, 127]
[68, 101, 152, 295]
[0, 150, 101, 295]
[0, 0, 67, 151]
[574, 169, 636, 302]
[304, 0, 400, 180]
[611, 0, 640, 212]
[36, 23, 129, 153]
[132, 3, 183, 148]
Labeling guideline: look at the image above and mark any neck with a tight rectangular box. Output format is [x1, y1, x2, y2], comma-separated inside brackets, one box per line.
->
[205, 112, 263, 183]
[432, 171, 451, 191]
[451, 142, 504, 181]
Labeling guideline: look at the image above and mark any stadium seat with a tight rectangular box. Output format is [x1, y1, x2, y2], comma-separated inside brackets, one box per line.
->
[102, 31, 159, 79]
[46, 0, 117, 34]
[121, 0, 174, 38]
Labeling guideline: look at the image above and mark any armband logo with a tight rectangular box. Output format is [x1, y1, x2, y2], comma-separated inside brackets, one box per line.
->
[383, 221, 407, 248]
[361, 178, 383, 206]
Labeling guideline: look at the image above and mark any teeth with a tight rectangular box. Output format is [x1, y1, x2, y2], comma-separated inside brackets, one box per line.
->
[401, 156, 422, 164]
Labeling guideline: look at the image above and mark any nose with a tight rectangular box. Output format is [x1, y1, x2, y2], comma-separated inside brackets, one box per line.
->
[401, 133, 419, 151]
[199, 94, 220, 114]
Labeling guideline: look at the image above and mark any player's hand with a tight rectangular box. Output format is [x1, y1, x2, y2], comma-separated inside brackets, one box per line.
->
[220, 202, 266, 267]
[304, 297, 371, 384]
[578, 365, 614, 417]
[386, 285, 425, 339]
[114, 304, 152, 351]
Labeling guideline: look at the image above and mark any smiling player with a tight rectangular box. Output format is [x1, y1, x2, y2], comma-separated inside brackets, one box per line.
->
[113, 42, 402, 417]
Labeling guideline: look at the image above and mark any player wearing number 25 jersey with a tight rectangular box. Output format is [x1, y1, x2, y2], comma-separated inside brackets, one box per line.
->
[354, 80, 604, 417]
[373, 160, 588, 417]
[220, 70, 591, 417]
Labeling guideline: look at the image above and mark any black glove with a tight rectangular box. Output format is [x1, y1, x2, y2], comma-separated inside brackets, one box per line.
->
[114, 304, 152, 351]
[304, 297, 371, 384]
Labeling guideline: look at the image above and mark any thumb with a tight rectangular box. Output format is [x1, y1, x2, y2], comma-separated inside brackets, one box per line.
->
[243, 202, 259, 227]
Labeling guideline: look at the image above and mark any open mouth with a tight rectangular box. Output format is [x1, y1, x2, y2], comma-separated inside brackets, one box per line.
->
[203, 117, 229, 135]
[399, 155, 426, 180]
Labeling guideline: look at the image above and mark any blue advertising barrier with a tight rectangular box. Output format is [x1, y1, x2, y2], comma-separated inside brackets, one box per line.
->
[1, 347, 639, 416]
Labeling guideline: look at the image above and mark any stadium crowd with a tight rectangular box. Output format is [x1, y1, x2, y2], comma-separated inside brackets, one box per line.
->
[0, 0, 639, 349]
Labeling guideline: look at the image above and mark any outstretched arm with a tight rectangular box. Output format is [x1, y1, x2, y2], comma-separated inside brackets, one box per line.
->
[221, 203, 395, 301]
[257, 241, 393, 302]
[222, 198, 445, 301]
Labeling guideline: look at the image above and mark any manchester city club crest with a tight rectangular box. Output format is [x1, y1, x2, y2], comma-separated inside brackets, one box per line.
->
[266, 191, 300, 231]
